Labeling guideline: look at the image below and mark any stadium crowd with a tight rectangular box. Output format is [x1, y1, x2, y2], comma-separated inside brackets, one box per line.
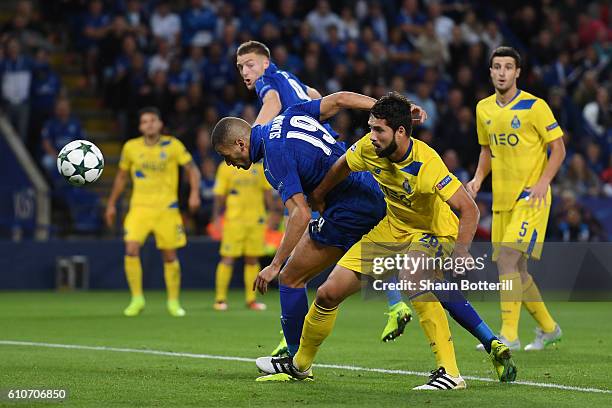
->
[0, 0, 610, 240]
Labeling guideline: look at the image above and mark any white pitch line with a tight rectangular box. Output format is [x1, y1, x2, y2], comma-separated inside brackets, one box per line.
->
[1, 340, 610, 395]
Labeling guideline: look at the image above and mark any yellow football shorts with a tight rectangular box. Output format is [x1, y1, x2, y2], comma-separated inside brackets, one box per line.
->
[220, 219, 266, 258]
[492, 199, 550, 260]
[124, 207, 186, 249]
[337, 215, 455, 277]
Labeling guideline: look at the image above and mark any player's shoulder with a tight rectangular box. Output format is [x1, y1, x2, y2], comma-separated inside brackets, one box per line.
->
[518, 90, 549, 109]
[350, 133, 374, 154]
[159, 134, 179, 145]
[412, 138, 442, 164]
[476, 93, 497, 111]
[123, 136, 144, 150]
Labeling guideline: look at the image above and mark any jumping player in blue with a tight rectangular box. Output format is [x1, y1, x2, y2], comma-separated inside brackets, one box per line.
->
[212, 92, 427, 379]
[235, 41, 413, 351]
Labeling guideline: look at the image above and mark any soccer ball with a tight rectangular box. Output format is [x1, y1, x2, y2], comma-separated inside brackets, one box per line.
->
[57, 140, 104, 186]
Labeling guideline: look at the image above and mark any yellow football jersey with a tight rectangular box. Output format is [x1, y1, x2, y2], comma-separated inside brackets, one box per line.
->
[119, 135, 192, 209]
[346, 134, 461, 237]
[476, 90, 564, 211]
[213, 162, 271, 223]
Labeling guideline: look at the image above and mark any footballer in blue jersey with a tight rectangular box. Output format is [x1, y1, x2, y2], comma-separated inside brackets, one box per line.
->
[236, 41, 335, 139]
[213, 91, 427, 365]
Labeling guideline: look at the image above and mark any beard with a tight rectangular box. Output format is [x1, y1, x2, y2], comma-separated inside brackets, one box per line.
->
[375, 137, 398, 158]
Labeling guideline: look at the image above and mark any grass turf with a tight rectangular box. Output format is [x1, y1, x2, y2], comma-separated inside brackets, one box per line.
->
[0, 290, 611, 407]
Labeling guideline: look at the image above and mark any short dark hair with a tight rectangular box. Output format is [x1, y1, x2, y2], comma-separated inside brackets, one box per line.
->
[489, 46, 522, 69]
[237, 41, 270, 59]
[370, 92, 413, 136]
[138, 106, 162, 120]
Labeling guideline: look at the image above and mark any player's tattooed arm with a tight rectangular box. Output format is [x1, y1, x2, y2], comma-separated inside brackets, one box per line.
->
[183, 161, 201, 213]
[254, 89, 282, 125]
[446, 186, 480, 274]
[309, 154, 351, 213]
[466, 146, 492, 198]
[254, 193, 311, 294]
[105, 168, 129, 228]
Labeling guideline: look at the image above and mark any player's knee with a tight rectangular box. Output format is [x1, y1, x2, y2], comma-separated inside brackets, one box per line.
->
[244, 256, 259, 265]
[278, 267, 306, 288]
[125, 243, 140, 257]
[497, 248, 521, 274]
[221, 256, 235, 266]
[162, 251, 177, 263]
[315, 283, 342, 309]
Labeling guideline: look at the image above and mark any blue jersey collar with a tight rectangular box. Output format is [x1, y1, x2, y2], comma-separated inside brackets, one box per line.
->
[250, 126, 264, 163]
[264, 62, 279, 76]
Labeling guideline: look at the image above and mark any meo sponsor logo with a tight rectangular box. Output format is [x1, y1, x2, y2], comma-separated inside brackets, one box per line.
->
[489, 133, 519, 146]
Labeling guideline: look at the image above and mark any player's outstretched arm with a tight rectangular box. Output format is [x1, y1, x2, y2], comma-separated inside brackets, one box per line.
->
[254, 193, 311, 294]
[254, 90, 282, 125]
[183, 161, 201, 213]
[105, 168, 129, 228]
[446, 185, 480, 273]
[466, 146, 492, 198]
[319, 91, 377, 121]
[310, 154, 352, 213]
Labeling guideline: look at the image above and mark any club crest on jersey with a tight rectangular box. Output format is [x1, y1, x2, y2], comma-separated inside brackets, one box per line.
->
[402, 179, 412, 194]
[511, 115, 521, 129]
[374, 167, 381, 175]
[159, 151, 167, 159]
[350, 143, 357, 152]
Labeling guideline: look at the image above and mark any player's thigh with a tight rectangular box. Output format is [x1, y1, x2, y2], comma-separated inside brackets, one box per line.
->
[279, 229, 344, 288]
[153, 209, 187, 250]
[315, 265, 362, 308]
[244, 222, 266, 258]
[499, 202, 550, 260]
[219, 220, 248, 257]
[124, 208, 154, 246]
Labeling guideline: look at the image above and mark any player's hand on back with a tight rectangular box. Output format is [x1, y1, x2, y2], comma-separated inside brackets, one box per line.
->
[308, 191, 326, 213]
[254, 264, 281, 294]
[411, 104, 428, 125]
[105, 205, 116, 228]
[450, 244, 475, 277]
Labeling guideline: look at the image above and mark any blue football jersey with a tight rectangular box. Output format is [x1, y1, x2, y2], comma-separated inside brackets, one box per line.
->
[250, 100, 385, 233]
[255, 62, 338, 138]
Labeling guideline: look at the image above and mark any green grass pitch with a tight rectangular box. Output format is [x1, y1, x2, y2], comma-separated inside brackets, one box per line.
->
[0, 291, 611, 407]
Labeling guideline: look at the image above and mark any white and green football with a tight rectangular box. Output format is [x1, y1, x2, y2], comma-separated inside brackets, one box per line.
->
[56, 140, 104, 186]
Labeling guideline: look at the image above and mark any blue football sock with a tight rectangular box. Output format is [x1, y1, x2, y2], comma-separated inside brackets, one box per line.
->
[431, 280, 497, 353]
[279, 284, 309, 356]
[385, 275, 403, 308]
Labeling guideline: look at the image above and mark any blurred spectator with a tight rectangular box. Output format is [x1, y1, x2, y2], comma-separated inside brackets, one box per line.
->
[41, 98, 84, 177]
[407, 83, 437, 130]
[585, 140, 605, 175]
[583, 87, 611, 139]
[192, 125, 214, 167]
[475, 200, 492, 240]
[29, 47, 61, 152]
[338, 6, 359, 41]
[148, 38, 172, 75]
[412, 21, 449, 68]
[482, 22, 503, 55]
[1, 37, 33, 141]
[150, 1, 181, 46]
[397, 0, 426, 39]
[427, 0, 454, 45]
[194, 157, 217, 235]
[442, 149, 470, 184]
[306, 0, 342, 42]
[557, 206, 591, 242]
[167, 95, 199, 147]
[601, 155, 612, 197]
[241, 0, 278, 37]
[459, 10, 482, 45]
[181, 0, 217, 48]
[556, 153, 601, 197]
[183, 45, 206, 82]
[363, 2, 388, 44]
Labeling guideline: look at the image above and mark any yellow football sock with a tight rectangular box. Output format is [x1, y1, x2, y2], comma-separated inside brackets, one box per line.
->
[215, 263, 233, 302]
[164, 260, 181, 301]
[294, 302, 338, 371]
[411, 292, 460, 377]
[244, 263, 259, 304]
[500, 272, 522, 341]
[124, 255, 143, 297]
[522, 275, 556, 332]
